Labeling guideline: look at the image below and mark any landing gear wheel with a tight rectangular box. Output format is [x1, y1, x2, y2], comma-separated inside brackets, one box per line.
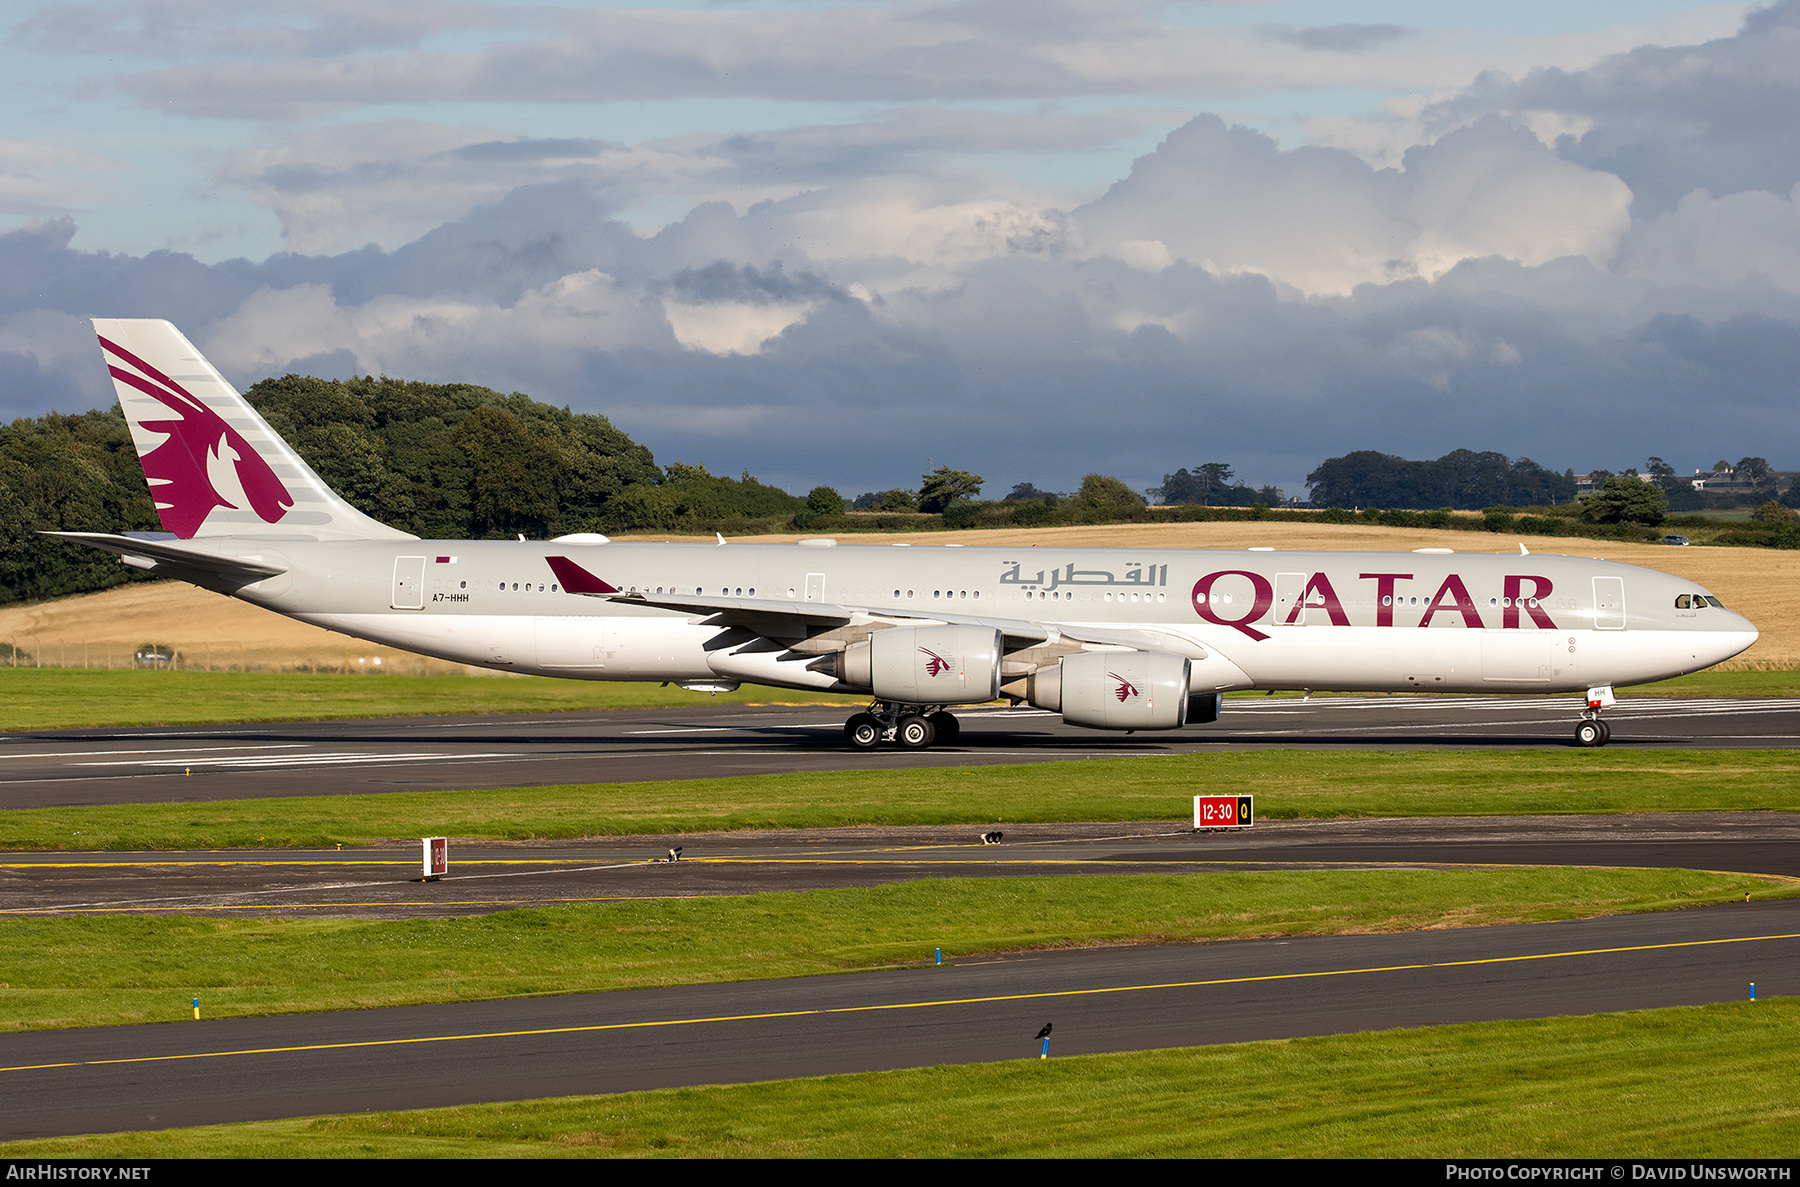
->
[896, 715, 936, 750]
[1574, 720, 1606, 748]
[927, 711, 960, 745]
[846, 713, 881, 750]
[1597, 720, 1612, 745]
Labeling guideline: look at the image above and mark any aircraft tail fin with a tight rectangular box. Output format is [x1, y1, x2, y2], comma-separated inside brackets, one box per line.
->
[92, 319, 414, 541]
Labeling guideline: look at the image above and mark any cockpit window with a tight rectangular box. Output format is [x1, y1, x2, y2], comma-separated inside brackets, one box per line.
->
[1675, 594, 1692, 609]
[1705, 596, 1726, 609]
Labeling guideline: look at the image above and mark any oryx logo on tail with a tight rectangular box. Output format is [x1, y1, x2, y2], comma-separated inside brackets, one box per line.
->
[99, 335, 293, 538]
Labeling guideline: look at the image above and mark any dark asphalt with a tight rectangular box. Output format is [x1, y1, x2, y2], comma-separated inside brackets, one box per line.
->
[4, 694, 1800, 808]
[5, 697, 1800, 1140]
[6, 813, 1800, 920]
[3, 899, 1794, 1140]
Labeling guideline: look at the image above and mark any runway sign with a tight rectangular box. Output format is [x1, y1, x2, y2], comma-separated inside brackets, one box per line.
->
[422, 836, 447, 881]
[1194, 794, 1253, 830]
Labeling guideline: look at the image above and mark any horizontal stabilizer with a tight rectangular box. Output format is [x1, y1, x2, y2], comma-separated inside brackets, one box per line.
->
[45, 532, 289, 582]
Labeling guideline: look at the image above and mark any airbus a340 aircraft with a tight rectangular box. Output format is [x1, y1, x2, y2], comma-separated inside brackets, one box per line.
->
[57, 320, 1757, 749]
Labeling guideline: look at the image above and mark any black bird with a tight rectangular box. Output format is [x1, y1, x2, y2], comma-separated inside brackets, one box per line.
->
[1034, 1022, 1053, 1040]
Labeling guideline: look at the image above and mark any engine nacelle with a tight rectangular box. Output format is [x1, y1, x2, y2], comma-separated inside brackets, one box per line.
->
[1028, 650, 1192, 730]
[839, 624, 1002, 704]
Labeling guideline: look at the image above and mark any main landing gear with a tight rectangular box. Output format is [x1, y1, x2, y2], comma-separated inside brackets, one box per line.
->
[845, 703, 962, 750]
[1573, 685, 1616, 748]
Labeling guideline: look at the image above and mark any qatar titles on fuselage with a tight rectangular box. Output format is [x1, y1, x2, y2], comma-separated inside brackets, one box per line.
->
[58, 319, 1758, 749]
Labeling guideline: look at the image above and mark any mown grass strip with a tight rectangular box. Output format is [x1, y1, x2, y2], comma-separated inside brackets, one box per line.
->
[6, 749, 1800, 851]
[0, 869, 1773, 1032]
[0, 668, 858, 731]
[1618, 669, 1800, 698]
[8, 998, 1798, 1157]
[0, 665, 1792, 732]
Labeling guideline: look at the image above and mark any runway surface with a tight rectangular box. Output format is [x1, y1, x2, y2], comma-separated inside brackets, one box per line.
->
[6, 697, 1800, 1140]
[5, 694, 1800, 809]
[5, 813, 1800, 919]
[3, 899, 1795, 1140]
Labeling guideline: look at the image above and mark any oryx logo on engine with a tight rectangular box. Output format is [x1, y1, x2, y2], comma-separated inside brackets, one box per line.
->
[920, 647, 955, 678]
[1109, 673, 1140, 702]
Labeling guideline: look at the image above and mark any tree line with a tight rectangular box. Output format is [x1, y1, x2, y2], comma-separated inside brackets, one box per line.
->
[5, 370, 1795, 607]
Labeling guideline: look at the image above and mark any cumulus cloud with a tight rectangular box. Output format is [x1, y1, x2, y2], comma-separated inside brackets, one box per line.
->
[1076, 116, 1632, 295]
[1426, 0, 1800, 214]
[1619, 184, 1800, 293]
[10, 4, 1800, 493]
[218, 108, 1136, 254]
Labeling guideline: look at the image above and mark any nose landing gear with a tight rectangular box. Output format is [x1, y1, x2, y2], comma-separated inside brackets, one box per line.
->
[844, 703, 961, 750]
[1574, 685, 1615, 747]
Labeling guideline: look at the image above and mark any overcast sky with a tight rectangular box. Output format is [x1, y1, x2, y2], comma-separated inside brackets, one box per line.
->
[5, 0, 1797, 500]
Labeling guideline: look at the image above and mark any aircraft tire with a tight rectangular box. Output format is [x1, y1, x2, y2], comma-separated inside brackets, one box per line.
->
[846, 713, 882, 750]
[896, 715, 936, 750]
[927, 711, 960, 745]
[1597, 720, 1612, 745]
[1574, 720, 1605, 748]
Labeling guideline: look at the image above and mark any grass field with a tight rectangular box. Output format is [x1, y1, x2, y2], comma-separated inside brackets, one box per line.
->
[7, 998, 1797, 1157]
[0, 667, 859, 731]
[5, 748, 1799, 850]
[0, 663, 1796, 732]
[0, 868, 1776, 1032]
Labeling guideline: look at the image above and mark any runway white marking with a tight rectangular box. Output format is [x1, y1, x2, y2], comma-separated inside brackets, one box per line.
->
[0, 745, 305, 761]
[627, 723, 842, 734]
[75, 751, 517, 769]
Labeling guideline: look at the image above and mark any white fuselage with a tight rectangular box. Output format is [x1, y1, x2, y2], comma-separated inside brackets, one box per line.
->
[205, 537, 1756, 697]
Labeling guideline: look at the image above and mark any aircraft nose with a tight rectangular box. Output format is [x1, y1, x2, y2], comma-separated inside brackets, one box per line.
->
[1703, 613, 1758, 668]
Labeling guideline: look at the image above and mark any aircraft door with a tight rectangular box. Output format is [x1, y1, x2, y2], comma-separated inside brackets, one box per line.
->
[806, 573, 825, 602]
[1593, 577, 1626, 630]
[1481, 633, 1552, 683]
[535, 617, 608, 670]
[391, 555, 425, 609]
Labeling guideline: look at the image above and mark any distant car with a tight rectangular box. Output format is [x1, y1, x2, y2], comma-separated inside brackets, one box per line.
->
[1662, 535, 1691, 546]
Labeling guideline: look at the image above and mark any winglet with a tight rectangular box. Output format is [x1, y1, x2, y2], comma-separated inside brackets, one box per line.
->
[546, 555, 618, 594]
[1519, 542, 1530, 555]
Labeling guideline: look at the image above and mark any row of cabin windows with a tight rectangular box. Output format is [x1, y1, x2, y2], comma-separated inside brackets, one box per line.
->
[434, 580, 560, 592]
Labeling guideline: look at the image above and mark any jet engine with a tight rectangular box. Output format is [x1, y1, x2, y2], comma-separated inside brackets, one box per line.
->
[836, 624, 1002, 704]
[1026, 650, 1192, 730]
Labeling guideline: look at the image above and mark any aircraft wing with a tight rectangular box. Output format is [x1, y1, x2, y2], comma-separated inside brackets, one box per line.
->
[546, 555, 1204, 656]
[45, 531, 289, 582]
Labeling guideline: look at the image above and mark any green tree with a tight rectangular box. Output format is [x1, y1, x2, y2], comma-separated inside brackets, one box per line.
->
[1738, 457, 1773, 492]
[1077, 473, 1145, 519]
[455, 406, 564, 538]
[1579, 476, 1668, 526]
[918, 466, 983, 514]
[806, 486, 845, 516]
[877, 488, 919, 512]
